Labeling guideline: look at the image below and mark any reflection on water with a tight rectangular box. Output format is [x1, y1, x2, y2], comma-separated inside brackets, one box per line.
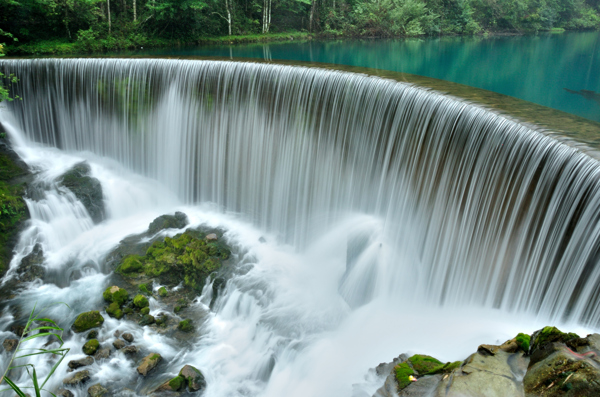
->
[118, 32, 600, 122]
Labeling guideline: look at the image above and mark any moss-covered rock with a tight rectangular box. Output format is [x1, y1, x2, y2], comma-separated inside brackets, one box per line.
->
[394, 362, 415, 391]
[138, 283, 151, 294]
[106, 302, 123, 319]
[82, 339, 99, 355]
[140, 307, 150, 315]
[408, 354, 443, 375]
[516, 333, 531, 353]
[530, 326, 579, 353]
[168, 376, 185, 391]
[424, 360, 462, 375]
[139, 314, 155, 326]
[103, 286, 129, 305]
[179, 365, 206, 392]
[133, 294, 149, 308]
[158, 286, 167, 297]
[72, 311, 104, 333]
[116, 230, 230, 292]
[178, 319, 193, 333]
[58, 162, 105, 223]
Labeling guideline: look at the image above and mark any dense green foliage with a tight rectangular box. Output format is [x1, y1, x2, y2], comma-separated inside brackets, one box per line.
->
[0, 0, 598, 54]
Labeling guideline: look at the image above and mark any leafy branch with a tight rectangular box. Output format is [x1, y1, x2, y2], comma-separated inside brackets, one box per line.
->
[0, 302, 71, 397]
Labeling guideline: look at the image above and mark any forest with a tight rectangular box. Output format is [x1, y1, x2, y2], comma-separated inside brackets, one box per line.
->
[0, 0, 600, 54]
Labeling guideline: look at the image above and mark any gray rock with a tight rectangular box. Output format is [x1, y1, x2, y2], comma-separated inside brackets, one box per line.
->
[88, 384, 108, 397]
[148, 212, 188, 234]
[94, 346, 111, 360]
[57, 389, 74, 397]
[62, 370, 91, 386]
[58, 162, 105, 223]
[122, 332, 134, 343]
[2, 338, 18, 352]
[179, 364, 207, 391]
[68, 356, 94, 369]
[113, 339, 127, 350]
[16, 243, 44, 282]
[122, 345, 138, 355]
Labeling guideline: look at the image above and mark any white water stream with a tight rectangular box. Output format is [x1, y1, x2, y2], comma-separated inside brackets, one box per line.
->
[0, 59, 598, 396]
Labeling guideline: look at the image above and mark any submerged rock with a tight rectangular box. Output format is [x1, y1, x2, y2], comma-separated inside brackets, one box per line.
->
[94, 346, 111, 360]
[113, 339, 127, 350]
[137, 352, 162, 376]
[122, 332, 134, 342]
[57, 390, 74, 397]
[58, 162, 105, 223]
[122, 345, 138, 355]
[72, 311, 104, 333]
[2, 338, 18, 352]
[62, 370, 91, 386]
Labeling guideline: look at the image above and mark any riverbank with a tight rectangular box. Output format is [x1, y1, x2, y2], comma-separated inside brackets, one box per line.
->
[3, 27, 595, 56]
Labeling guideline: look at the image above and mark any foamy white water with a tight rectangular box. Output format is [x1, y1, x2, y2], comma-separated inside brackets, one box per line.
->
[0, 59, 599, 396]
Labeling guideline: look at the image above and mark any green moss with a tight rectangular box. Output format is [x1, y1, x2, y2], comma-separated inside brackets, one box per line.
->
[168, 376, 185, 391]
[174, 305, 182, 313]
[72, 311, 105, 333]
[82, 339, 99, 355]
[139, 314, 155, 326]
[516, 333, 531, 353]
[408, 354, 443, 375]
[117, 255, 144, 274]
[102, 286, 129, 305]
[394, 362, 415, 390]
[138, 283, 150, 294]
[425, 361, 462, 375]
[531, 326, 579, 352]
[141, 307, 150, 315]
[123, 307, 133, 314]
[115, 230, 230, 292]
[178, 319, 193, 333]
[0, 175, 28, 275]
[133, 294, 149, 308]
[106, 302, 123, 319]
[158, 287, 167, 297]
[151, 353, 160, 361]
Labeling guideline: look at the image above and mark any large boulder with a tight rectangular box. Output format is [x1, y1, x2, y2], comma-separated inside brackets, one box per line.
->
[72, 311, 104, 333]
[58, 162, 105, 223]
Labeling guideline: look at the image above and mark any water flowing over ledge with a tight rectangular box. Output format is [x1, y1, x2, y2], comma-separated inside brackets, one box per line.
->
[2, 58, 600, 330]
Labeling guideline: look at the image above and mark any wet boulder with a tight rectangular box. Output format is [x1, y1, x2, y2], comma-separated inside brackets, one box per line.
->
[179, 365, 206, 392]
[88, 384, 108, 397]
[137, 352, 162, 376]
[94, 346, 111, 360]
[113, 339, 127, 350]
[103, 285, 129, 305]
[82, 339, 99, 355]
[58, 162, 105, 224]
[72, 311, 104, 333]
[155, 376, 186, 392]
[122, 332, 134, 342]
[16, 243, 44, 282]
[2, 338, 18, 352]
[62, 370, 91, 386]
[68, 356, 94, 369]
[148, 212, 189, 234]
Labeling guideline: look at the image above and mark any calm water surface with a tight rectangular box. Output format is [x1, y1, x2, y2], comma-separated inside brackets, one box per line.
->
[129, 32, 600, 122]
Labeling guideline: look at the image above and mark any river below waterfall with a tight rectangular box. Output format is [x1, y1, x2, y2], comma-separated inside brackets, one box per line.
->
[0, 58, 599, 396]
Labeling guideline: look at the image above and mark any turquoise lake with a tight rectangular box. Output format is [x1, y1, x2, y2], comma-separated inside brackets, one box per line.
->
[132, 31, 600, 123]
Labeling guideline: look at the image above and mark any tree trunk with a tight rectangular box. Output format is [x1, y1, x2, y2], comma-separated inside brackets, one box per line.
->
[107, 0, 111, 35]
[309, 0, 316, 32]
[133, 0, 137, 21]
[226, 0, 232, 36]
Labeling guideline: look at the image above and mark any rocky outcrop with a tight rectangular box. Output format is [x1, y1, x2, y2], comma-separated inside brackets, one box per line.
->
[58, 162, 105, 224]
[15, 243, 44, 282]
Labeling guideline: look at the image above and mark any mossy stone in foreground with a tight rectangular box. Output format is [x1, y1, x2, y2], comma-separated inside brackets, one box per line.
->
[408, 354, 443, 375]
[179, 365, 206, 391]
[133, 294, 149, 308]
[82, 339, 100, 355]
[158, 286, 167, 297]
[103, 286, 129, 305]
[72, 311, 104, 333]
[394, 362, 415, 390]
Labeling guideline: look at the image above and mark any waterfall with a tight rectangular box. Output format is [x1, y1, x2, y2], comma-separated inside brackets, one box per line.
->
[1, 57, 600, 396]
